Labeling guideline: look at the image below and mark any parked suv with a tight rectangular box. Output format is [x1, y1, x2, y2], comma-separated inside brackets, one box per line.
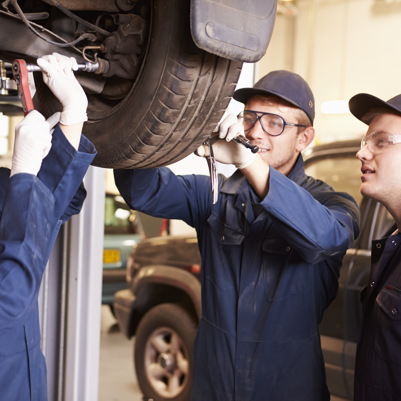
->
[114, 139, 394, 401]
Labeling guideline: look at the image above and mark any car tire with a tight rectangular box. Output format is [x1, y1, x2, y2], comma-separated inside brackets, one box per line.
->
[34, 0, 242, 169]
[134, 303, 197, 401]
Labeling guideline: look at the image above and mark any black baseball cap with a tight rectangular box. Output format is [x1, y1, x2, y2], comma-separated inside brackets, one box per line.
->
[233, 70, 315, 125]
[349, 93, 401, 125]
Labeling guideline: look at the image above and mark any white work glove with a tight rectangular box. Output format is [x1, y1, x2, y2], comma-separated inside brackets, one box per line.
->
[10, 111, 53, 177]
[37, 52, 88, 126]
[196, 113, 256, 169]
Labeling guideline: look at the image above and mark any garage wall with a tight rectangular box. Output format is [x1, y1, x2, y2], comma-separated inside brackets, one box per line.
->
[258, 0, 401, 143]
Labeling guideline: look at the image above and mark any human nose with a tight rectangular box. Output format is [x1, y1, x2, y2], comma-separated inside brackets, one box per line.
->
[245, 116, 266, 140]
[356, 143, 373, 161]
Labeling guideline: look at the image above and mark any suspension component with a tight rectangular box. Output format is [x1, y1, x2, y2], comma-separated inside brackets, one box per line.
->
[0, 61, 17, 95]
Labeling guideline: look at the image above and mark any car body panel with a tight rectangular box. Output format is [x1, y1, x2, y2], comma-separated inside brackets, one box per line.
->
[132, 265, 202, 319]
[103, 234, 142, 269]
[114, 289, 136, 337]
[132, 235, 202, 274]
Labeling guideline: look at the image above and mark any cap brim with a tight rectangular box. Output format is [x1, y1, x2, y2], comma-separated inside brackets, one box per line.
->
[349, 93, 401, 125]
[234, 87, 302, 110]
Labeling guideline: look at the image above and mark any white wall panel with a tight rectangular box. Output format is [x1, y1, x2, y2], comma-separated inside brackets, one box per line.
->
[258, 0, 401, 143]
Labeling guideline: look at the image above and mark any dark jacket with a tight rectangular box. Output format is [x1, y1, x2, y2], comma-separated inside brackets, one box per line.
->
[0, 125, 96, 401]
[354, 224, 401, 401]
[114, 154, 360, 401]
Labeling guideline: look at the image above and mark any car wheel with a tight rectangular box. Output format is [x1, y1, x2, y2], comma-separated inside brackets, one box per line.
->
[134, 303, 197, 401]
[33, 0, 242, 169]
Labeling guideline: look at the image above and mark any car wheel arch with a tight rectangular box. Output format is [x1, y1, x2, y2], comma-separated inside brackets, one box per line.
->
[128, 265, 201, 336]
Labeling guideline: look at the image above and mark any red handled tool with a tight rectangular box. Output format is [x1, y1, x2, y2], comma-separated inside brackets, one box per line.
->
[12, 60, 33, 116]
[11, 59, 100, 116]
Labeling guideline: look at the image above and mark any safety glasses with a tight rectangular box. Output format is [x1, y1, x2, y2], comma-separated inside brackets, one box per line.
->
[238, 110, 306, 137]
[361, 131, 401, 154]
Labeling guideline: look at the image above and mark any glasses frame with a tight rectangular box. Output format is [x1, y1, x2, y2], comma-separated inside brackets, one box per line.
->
[238, 110, 307, 137]
[361, 131, 401, 153]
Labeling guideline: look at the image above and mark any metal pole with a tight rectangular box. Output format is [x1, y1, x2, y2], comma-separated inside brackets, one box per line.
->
[57, 224, 69, 401]
[63, 166, 105, 401]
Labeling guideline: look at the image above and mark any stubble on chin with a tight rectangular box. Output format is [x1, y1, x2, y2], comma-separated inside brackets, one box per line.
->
[360, 182, 381, 202]
[359, 183, 369, 197]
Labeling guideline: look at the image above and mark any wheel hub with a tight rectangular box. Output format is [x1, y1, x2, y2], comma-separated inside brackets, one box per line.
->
[144, 326, 190, 398]
[159, 352, 175, 371]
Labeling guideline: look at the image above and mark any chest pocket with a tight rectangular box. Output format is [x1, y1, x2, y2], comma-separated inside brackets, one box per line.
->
[206, 213, 244, 290]
[375, 285, 401, 366]
[262, 235, 308, 302]
[207, 213, 244, 246]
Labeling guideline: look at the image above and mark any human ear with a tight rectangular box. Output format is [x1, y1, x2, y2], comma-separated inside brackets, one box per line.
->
[296, 127, 315, 152]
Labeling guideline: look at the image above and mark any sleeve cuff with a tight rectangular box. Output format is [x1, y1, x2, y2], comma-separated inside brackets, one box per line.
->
[38, 124, 96, 194]
[52, 124, 97, 162]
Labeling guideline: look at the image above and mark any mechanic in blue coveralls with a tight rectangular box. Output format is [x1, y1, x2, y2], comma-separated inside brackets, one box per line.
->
[114, 71, 360, 400]
[349, 92, 401, 401]
[0, 53, 96, 401]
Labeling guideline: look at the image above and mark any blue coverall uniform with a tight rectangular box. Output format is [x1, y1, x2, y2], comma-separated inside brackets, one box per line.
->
[114, 154, 360, 401]
[0, 125, 96, 401]
[354, 225, 401, 401]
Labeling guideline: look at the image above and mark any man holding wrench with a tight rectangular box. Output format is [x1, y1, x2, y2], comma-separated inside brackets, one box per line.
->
[115, 70, 360, 400]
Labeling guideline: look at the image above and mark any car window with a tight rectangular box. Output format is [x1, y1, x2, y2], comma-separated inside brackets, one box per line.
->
[305, 157, 363, 206]
[104, 195, 143, 235]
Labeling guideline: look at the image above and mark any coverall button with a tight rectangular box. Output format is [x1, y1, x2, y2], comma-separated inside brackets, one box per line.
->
[376, 243, 382, 249]
[221, 236, 225, 240]
[370, 281, 374, 287]
[286, 246, 291, 252]
[392, 308, 398, 315]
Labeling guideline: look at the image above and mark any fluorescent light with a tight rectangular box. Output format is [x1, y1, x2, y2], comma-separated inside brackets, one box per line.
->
[123, 240, 137, 246]
[115, 208, 130, 220]
[321, 100, 350, 114]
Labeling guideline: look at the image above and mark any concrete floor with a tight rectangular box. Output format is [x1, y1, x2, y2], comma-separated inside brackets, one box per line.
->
[98, 305, 349, 401]
[98, 305, 143, 401]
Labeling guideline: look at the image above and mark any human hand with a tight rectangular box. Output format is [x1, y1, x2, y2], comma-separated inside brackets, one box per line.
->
[37, 53, 88, 125]
[196, 114, 256, 169]
[11, 111, 52, 177]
